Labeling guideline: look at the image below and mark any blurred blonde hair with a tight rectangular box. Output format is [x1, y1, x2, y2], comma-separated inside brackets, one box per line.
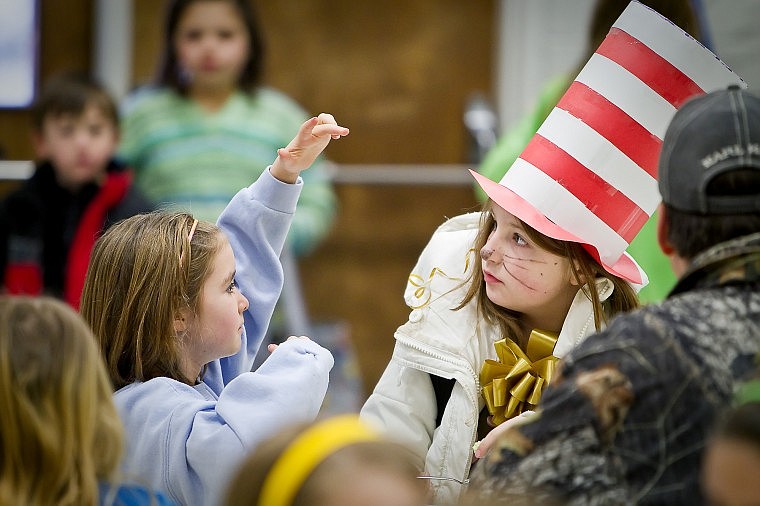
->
[81, 211, 222, 389]
[223, 420, 426, 506]
[0, 295, 123, 506]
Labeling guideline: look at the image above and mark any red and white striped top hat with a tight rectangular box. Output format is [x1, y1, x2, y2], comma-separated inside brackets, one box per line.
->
[472, 0, 745, 284]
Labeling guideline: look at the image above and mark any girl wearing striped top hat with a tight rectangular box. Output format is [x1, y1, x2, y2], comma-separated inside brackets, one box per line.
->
[360, 2, 744, 504]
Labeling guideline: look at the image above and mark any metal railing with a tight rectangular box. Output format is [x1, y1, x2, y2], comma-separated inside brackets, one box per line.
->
[328, 163, 474, 186]
[0, 161, 34, 180]
[0, 161, 476, 337]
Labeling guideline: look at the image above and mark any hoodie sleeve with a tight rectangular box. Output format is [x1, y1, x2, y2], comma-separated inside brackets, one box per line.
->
[117, 337, 333, 506]
[185, 338, 333, 506]
[205, 167, 302, 392]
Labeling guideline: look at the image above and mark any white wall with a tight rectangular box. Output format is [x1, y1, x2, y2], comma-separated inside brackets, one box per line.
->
[93, 0, 132, 100]
[495, 0, 760, 132]
[703, 0, 760, 92]
[496, 0, 595, 132]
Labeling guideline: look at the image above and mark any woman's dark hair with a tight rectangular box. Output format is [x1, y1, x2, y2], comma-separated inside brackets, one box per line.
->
[535, 0, 702, 147]
[587, 0, 700, 56]
[156, 0, 265, 94]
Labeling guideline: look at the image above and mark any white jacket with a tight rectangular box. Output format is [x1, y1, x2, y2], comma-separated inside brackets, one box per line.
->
[361, 212, 616, 505]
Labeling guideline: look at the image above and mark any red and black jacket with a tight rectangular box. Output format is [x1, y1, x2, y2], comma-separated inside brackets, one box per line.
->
[0, 159, 154, 308]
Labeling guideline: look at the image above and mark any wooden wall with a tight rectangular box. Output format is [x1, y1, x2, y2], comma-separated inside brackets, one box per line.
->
[2, 0, 494, 399]
[132, 1, 493, 397]
[251, 1, 494, 396]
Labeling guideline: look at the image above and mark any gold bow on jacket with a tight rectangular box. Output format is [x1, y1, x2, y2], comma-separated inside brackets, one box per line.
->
[480, 329, 559, 425]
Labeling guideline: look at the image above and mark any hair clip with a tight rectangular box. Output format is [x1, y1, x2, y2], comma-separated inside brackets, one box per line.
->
[187, 218, 198, 243]
[179, 218, 199, 266]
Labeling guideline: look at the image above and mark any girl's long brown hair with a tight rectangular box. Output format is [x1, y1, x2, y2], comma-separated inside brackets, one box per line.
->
[81, 211, 222, 389]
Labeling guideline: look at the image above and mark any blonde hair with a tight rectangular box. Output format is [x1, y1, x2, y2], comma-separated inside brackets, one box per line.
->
[224, 420, 425, 506]
[459, 202, 639, 348]
[81, 211, 223, 389]
[0, 295, 123, 506]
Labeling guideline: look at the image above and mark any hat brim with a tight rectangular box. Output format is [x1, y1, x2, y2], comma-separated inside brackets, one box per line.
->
[470, 169, 646, 285]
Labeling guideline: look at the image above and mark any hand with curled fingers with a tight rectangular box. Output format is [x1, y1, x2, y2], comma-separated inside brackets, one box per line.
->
[267, 335, 312, 353]
[472, 410, 538, 459]
[270, 113, 349, 183]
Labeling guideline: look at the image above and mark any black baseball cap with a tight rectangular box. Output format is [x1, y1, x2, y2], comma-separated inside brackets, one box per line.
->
[658, 85, 760, 215]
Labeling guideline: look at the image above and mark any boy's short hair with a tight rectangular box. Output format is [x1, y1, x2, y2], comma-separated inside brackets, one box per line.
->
[31, 72, 119, 131]
[659, 86, 760, 258]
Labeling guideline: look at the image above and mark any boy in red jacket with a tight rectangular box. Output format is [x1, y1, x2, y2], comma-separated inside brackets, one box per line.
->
[0, 72, 153, 308]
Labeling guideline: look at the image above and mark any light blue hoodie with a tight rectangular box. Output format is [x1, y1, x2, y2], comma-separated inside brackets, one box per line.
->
[113, 169, 334, 506]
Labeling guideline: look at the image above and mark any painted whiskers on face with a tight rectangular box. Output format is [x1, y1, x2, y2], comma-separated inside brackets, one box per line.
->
[480, 204, 578, 329]
[481, 231, 552, 293]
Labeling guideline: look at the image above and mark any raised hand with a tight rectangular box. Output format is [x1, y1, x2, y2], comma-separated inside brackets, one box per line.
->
[270, 113, 349, 183]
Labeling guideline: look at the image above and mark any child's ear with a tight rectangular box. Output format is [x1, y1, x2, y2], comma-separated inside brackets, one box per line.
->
[656, 205, 675, 256]
[569, 259, 586, 286]
[173, 308, 191, 334]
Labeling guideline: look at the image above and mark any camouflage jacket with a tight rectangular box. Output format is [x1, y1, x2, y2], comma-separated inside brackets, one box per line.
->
[468, 232, 760, 506]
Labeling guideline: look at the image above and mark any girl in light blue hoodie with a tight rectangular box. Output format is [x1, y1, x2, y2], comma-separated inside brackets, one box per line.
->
[81, 114, 349, 506]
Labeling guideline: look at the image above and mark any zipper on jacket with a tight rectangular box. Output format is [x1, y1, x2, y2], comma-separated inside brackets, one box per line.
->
[396, 334, 481, 492]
